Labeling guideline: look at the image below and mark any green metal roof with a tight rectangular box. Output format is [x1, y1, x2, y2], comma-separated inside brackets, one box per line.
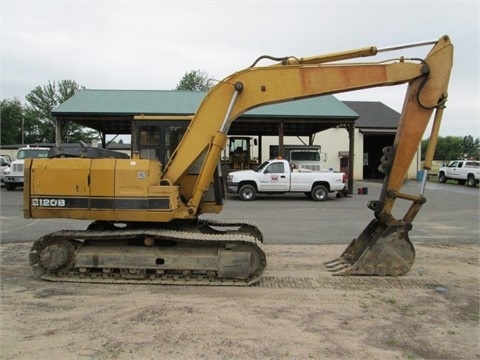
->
[53, 90, 206, 115]
[246, 97, 355, 118]
[53, 89, 357, 118]
[52, 89, 358, 136]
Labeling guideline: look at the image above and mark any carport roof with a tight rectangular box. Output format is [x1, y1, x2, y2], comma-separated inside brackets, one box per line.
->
[52, 89, 358, 136]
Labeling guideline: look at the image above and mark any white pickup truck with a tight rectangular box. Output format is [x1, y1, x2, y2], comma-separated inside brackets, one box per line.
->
[3, 146, 50, 191]
[226, 159, 346, 201]
[438, 160, 479, 187]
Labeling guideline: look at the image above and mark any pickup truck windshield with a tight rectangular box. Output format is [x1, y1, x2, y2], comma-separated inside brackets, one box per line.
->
[17, 149, 49, 159]
[290, 152, 320, 161]
[255, 161, 270, 172]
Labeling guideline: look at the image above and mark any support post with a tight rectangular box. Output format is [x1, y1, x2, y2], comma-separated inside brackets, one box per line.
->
[347, 123, 355, 194]
[55, 118, 62, 148]
[278, 122, 284, 158]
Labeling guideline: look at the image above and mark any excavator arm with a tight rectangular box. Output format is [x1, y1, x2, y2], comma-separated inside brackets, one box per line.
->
[165, 35, 452, 276]
[165, 36, 452, 214]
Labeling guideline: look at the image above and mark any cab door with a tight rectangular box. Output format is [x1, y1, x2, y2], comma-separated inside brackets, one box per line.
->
[258, 162, 290, 192]
[445, 161, 461, 179]
[136, 120, 188, 166]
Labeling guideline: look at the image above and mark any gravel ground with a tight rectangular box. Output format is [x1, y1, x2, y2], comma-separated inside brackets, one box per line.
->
[1, 241, 479, 360]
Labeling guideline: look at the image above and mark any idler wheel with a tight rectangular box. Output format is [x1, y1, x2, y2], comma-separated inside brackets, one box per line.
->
[39, 241, 75, 271]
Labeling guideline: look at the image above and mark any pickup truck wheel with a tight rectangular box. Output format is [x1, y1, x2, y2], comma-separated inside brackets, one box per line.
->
[467, 175, 478, 188]
[238, 184, 256, 201]
[311, 185, 328, 201]
[438, 172, 447, 183]
[5, 183, 16, 191]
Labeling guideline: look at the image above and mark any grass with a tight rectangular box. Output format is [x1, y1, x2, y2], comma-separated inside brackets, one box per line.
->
[465, 312, 480, 321]
[386, 337, 398, 347]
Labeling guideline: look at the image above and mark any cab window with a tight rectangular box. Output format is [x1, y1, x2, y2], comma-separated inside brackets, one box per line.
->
[265, 162, 285, 174]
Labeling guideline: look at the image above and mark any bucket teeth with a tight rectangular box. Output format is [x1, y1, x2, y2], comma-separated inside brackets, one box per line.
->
[324, 258, 353, 275]
[324, 258, 348, 269]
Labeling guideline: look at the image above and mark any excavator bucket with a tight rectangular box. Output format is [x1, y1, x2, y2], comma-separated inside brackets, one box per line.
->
[325, 219, 415, 276]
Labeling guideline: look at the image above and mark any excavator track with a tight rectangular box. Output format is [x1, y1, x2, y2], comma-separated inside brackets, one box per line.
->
[29, 220, 266, 286]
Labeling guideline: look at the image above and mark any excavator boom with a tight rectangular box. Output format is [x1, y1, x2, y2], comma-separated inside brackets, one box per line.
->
[164, 37, 452, 218]
[26, 35, 453, 283]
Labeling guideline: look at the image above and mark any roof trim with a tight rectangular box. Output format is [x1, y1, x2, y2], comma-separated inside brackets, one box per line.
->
[359, 129, 396, 135]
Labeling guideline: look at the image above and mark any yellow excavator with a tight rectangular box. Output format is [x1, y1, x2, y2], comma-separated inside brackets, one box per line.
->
[25, 35, 453, 285]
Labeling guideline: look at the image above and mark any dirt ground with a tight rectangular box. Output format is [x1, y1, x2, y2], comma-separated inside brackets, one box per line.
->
[0, 242, 479, 360]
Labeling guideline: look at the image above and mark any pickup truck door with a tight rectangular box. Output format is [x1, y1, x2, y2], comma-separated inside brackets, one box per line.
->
[446, 161, 461, 179]
[258, 162, 290, 192]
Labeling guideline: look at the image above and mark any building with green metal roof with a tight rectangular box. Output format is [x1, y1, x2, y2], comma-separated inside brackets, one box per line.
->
[52, 89, 359, 138]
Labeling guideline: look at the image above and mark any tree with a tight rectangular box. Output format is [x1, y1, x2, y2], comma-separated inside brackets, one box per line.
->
[1, 98, 23, 145]
[25, 80, 98, 143]
[19, 106, 39, 144]
[0, 98, 39, 145]
[174, 70, 213, 91]
[461, 135, 480, 160]
[422, 135, 479, 161]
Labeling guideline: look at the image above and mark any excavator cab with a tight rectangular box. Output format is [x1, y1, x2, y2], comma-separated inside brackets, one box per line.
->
[132, 117, 189, 165]
[132, 116, 226, 209]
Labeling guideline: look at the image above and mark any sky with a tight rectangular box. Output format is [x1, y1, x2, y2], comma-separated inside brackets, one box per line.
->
[1, 0, 479, 138]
